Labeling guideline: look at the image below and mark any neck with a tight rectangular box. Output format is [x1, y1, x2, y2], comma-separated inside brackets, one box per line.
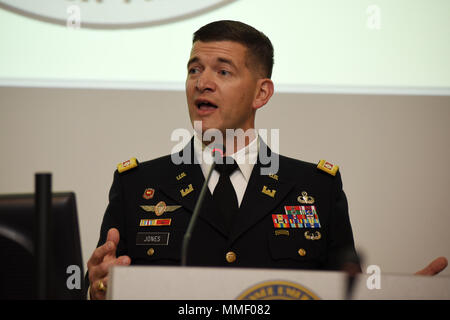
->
[198, 128, 257, 156]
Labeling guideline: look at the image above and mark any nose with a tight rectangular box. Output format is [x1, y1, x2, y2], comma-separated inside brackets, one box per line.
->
[196, 71, 216, 92]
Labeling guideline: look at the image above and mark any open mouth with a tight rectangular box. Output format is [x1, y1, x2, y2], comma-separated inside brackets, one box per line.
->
[196, 99, 218, 110]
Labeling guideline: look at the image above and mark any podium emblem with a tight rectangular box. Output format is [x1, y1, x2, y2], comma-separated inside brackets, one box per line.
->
[236, 280, 320, 300]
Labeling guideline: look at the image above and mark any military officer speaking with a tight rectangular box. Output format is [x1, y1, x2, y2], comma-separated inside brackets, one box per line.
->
[86, 20, 447, 300]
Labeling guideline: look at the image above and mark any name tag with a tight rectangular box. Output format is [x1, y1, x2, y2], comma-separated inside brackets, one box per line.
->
[136, 232, 170, 246]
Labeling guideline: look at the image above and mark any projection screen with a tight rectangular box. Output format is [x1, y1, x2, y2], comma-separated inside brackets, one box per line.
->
[0, 0, 449, 95]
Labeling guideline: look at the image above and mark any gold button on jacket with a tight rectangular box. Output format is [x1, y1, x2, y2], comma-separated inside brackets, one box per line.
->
[226, 251, 237, 263]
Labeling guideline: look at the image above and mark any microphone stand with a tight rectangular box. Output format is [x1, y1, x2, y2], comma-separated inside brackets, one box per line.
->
[340, 248, 363, 300]
[181, 150, 222, 266]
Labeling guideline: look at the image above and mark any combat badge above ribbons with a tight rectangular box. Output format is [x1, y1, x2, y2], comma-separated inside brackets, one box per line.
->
[297, 191, 314, 204]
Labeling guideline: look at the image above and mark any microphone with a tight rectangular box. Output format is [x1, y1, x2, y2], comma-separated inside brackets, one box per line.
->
[181, 144, 225, 266]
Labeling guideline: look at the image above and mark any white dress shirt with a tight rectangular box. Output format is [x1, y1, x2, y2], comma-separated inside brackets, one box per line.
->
[193, 132, 259, 207]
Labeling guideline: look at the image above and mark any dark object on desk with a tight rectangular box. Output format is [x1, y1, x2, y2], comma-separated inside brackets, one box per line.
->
[0, 190, 84, 299]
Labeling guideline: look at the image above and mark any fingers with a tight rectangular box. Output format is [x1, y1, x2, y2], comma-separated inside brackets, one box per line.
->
[88, 248, 130, 281]
[88, 228, 121, 267]
[88, 239, 117, 267]
[415, 256, 448, 276]
[88, 255, 131, 300]
[117, 255, 131, 266]
[87, 228, 130, 300]
[90, 277, 108, 300]
[106, 228, 120, 248]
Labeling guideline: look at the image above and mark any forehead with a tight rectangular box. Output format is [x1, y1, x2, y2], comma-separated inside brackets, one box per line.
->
[189, 41, 248, 64]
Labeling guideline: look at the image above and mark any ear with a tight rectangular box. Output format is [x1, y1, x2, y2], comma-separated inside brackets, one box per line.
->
[253, 78, 274, 110]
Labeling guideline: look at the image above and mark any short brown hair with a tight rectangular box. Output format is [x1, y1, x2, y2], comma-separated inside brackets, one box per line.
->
[193, 20, 274, 79]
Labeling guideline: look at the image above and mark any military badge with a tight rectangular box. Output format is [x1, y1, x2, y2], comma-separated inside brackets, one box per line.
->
[272, 214, 303, 229]
[139, 218, 171, 227]
[297, 191, 314, 204]
[262, 186, 276, 198]
[180, 184, 194, 197]
[176, 172, 186, 180]
[140, 203, 182, 216]
[154, 201, 166, 216]
[117, 157, 138, 173]
[317, 159, 339, 176]
[275, 230, 289, 236]
[272, 214, 289, 228]
[284, 205, 321, 228]
[303, 206, 321, 228]
[304, 231, 321, 240]
[288, 215, 303, 228]
[143, 188, 155, 200]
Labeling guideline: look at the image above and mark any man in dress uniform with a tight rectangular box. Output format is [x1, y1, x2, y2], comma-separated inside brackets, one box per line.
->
[86, 20, 447, 300]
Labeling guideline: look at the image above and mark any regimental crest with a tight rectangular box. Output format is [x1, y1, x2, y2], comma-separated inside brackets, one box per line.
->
[143, 188, 155, 200]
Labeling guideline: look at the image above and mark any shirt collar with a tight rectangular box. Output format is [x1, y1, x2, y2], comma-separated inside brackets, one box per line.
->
[193, 131, 258, 182]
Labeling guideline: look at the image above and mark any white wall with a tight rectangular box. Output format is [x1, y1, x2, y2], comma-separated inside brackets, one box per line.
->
[1, 87, 449, 276]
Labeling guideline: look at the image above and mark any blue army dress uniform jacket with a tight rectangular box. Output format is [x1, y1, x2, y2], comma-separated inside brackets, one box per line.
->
[95, 139, 358, 271]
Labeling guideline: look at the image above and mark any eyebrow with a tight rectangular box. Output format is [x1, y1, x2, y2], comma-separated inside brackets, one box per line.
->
[187, 57, 199, 69]
[187, 56, 237, 70]
[217, 57, 237, 70]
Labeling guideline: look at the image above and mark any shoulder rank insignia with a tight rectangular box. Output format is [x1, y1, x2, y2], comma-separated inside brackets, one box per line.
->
[317, 159, 339, 176]
[117, 157, 138, 173]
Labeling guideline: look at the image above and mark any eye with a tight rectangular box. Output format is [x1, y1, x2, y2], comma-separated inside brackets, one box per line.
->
[188, 67, 200, 74]
[219, 69, 230, 76]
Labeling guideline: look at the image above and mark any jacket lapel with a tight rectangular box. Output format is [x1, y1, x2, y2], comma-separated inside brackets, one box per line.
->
[229, 145, 295, 244]
[157, 139, 230, 237]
